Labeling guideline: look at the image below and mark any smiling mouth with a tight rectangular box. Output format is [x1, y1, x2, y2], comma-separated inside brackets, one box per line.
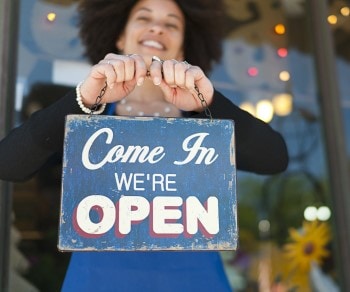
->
[141, 40, 165, 50]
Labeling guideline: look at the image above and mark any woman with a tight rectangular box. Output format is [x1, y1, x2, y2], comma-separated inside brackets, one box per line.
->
[0, 0, 288, 290]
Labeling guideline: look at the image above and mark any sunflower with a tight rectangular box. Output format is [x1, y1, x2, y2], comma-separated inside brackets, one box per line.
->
[283, 220, 331, 273]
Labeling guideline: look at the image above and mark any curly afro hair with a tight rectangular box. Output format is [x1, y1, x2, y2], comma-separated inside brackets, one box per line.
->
[77, 0, 226, 74]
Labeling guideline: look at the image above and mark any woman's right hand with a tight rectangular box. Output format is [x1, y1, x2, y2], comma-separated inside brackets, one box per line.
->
[79, 53, 148, 106]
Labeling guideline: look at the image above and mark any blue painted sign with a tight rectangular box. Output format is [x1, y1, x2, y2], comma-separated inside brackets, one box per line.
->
[58, 115, 237, 251]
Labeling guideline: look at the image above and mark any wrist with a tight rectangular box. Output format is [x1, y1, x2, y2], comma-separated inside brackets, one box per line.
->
[76, 81, 106, 114]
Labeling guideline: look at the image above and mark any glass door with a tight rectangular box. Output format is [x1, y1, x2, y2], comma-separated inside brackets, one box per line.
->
[1, 0, 349, 291]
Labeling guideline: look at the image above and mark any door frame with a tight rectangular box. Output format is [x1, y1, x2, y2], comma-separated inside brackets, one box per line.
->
[0, 0, 19, 291]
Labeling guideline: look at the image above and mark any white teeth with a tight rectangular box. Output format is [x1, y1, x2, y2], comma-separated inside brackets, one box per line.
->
[142, 40, 164, 49]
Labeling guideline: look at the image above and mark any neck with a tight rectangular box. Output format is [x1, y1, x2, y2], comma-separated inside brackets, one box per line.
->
[126, 78, 165, 103]
[116, 77, 181, 117]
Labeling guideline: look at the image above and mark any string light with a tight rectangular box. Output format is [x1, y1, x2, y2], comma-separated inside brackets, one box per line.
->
[340, 6, 350, 17]
[327, 14, 337, 24]
[277, 48, 288, 58]
[239, 21, 294, 123]
[239, 102, 255, 116]
[304, 206, 331, 221]
[247, 67, 259, 77]
[304, 206, 318, 221]
[272, 93, 293, 116]
[279, 71, 290, 82]
[240, 100, 275, 122]
[47, 12, 57, 22]
[258, 220, 270, 233]
[274, 24, 286, 35]
[317, 206, 331, 221]
[239, 92, 292, 122]
[256, 100, 274, 123]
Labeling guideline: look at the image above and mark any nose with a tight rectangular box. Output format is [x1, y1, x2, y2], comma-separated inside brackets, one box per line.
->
[149, 22, 164, 35]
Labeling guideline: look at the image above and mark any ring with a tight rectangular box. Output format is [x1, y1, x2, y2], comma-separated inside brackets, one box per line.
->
[152, 56, 164, 64]
[107, 61, 111, 65]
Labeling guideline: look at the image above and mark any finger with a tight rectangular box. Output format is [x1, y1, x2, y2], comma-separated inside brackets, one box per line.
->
[174, 62, 189, 89]
[185, 65, 203, 88]
[149, 57, 163, 85]
[108, 59, 125, 83]
[129, 54, 148, 86]
[103, 55, 141, 85]
[184, 71, 196, 94]
[99, 58, 123, 86]
[122, 56, 136, 82]
[93, 62, 119, 89]
[187, 66, 214, 106]
[162, 59, 178, 87]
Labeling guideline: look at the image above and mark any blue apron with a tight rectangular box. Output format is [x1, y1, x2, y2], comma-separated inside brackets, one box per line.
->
[62, 251, 231, 291]
[61, 104, 232, 292]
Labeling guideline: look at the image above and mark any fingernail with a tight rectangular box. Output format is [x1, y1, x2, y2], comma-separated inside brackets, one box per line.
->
[153, 77, 161, 85]
[137, 77, 144, 86]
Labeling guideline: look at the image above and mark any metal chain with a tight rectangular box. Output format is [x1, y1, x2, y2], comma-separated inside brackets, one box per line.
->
[89, 81, 212, 120]
[195, 85, 213, 120]
[89, 81, 108, 115]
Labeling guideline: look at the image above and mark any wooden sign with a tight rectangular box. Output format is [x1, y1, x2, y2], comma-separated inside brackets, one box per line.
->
[58, 115, 237, 251]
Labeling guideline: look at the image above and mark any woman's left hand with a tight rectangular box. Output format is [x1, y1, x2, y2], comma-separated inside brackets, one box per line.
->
[149, 59, 214, 112]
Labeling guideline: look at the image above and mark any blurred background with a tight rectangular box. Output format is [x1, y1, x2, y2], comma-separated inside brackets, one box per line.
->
[1, 0, 350, 291]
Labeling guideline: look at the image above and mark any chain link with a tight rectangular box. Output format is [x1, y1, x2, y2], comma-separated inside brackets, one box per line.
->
[195, 85, 213, 120]
[89, 81, 212, 120]
[89, 81, 108, 115]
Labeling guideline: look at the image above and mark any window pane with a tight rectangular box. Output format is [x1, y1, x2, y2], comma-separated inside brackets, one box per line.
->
[211, 1, 342, 290]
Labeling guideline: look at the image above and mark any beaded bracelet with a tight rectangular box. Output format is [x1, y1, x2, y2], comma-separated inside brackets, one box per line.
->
[76, 81, 106, 115]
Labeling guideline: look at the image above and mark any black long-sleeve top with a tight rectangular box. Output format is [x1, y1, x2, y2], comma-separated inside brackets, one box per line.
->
[0, 90, 288, 181]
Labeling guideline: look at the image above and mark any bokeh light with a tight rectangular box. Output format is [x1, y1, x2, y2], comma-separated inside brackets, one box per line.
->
[256, 100, 274, 123]
[327, 14, 338, 24]
[47, 12, 56, 22]
[274, 24, 286, 35]
[277, 48, 288, 58]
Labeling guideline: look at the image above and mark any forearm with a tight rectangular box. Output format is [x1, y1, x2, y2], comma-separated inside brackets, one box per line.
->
[0, 90, 85, 181]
